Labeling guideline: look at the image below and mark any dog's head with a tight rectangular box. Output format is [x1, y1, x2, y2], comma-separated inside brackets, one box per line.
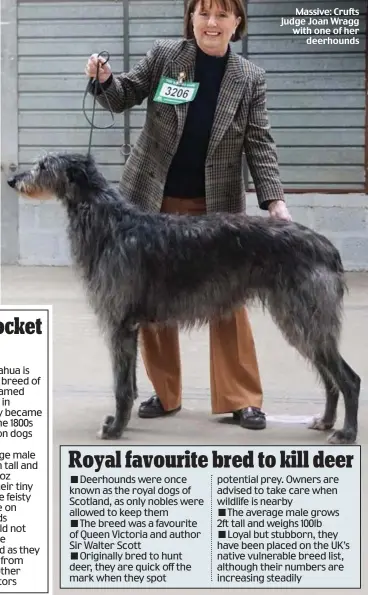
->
[7, 152, 97, 202]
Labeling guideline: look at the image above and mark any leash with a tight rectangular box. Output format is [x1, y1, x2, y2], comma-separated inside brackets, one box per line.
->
[82, 50, 115, 155]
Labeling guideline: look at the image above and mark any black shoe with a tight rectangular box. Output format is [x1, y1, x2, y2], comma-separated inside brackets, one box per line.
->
[233, 407, 266, 430]
[138, 394, 181, 419]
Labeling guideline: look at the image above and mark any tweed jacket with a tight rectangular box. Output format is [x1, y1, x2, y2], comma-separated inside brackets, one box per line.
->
[92, 38, 285, 213]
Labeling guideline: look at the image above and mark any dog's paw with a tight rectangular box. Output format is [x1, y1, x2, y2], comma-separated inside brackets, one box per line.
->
[308, 415, 335, 431]
[97, 415, 124, 440]
[327, 429, 356, 445]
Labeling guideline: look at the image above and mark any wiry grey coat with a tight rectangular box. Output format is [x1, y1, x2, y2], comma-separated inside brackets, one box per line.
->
[7, 153, 360, 446]
[90, 38, 285, 213]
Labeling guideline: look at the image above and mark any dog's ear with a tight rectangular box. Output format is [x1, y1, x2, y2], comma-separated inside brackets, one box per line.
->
[66, 161, 89, 186]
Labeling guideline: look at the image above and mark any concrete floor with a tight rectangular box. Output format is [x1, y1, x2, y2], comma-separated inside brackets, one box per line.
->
[1, 266, 367, 594]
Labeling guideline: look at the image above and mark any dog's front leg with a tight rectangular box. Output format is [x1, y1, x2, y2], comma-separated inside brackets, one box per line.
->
[97, 324, 138, 439]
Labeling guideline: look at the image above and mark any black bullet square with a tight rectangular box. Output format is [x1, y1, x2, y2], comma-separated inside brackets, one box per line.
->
[218, 509, 226, 516]
[71, 520, 78, 527]
[71, 552, 78, 560]
[70, 476, 78, 484]
[218, 531, 226, 538]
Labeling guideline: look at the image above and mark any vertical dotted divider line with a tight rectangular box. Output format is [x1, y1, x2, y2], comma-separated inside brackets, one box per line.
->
[210, 474, 213, 582]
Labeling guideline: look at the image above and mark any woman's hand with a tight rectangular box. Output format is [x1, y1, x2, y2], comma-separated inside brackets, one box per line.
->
[268, 200, 292, 221]
[85, 54, 112, 83]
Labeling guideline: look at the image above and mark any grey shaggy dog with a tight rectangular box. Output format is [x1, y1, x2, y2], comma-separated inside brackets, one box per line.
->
[8, 152, 361, 444]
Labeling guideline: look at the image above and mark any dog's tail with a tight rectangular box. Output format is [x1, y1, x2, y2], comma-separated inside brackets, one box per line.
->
[313, 229, 347, 298]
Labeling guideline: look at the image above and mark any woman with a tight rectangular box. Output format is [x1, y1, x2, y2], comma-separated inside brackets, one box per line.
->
[84, 0, 291, 431]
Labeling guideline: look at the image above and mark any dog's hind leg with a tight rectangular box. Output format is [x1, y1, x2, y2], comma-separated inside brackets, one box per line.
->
[266, 272, 360, 444]
[98, 323, 138, 439]
[318, 352, 360, 444]
[308, 365, 339, 431]
[304, 343, 359, 444]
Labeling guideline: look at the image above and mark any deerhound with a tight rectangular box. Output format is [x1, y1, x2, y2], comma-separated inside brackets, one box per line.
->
[7, 152, 360, 444]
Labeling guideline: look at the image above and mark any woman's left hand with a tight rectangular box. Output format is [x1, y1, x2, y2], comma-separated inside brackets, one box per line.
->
[268, 200, 292, 221]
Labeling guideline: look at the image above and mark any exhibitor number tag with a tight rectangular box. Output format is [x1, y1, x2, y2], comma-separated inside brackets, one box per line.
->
[153, 77, 199, 105]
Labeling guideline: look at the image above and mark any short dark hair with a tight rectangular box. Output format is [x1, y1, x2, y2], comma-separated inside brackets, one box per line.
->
[184, 0, 247, 42]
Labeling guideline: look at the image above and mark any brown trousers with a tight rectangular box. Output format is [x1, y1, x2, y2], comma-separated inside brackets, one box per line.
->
[139, 196, 263, 414]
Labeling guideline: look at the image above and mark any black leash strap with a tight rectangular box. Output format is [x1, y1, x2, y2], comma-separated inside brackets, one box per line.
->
[82, 50, 115, 155]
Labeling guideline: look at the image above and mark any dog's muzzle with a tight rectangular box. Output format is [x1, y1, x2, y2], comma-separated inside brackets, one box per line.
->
[7, 177, 16, 188]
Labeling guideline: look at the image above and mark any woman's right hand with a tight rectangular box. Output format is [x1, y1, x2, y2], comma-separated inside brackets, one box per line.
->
[85, 54, 112, 83]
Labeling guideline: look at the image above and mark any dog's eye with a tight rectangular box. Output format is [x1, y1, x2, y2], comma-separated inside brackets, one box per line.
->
[39, 162, 45, 170]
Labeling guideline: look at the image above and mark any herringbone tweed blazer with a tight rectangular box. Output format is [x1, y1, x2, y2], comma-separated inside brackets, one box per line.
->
[92, 38, 285, 213]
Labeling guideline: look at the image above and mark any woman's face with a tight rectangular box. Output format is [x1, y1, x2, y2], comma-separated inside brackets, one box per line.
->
[191, 0, 241, 56]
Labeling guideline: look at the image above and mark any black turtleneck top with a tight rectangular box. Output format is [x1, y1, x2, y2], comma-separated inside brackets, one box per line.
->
[163, 44, 229, 198]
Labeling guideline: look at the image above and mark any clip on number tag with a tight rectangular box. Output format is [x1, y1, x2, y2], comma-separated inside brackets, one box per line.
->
[153, 77, 199, 105]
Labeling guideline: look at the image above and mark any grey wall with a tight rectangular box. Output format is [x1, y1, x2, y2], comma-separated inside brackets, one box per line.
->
[7, 0, 184, 265]
[1, 0, 367, 268]
[246, 0, 366, 191]
[17, 0, 185, 183]
[245, 0, 368, 270]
